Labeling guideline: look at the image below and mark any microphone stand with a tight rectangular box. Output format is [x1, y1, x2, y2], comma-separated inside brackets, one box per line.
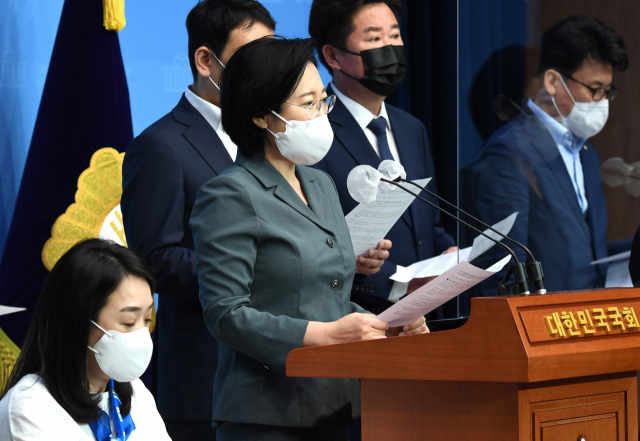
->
[395, 178, 546, 295]
[379, 178, 530, 295]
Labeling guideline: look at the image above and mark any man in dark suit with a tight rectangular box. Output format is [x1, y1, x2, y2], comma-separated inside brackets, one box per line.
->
[121, 1, 275, 439]
[474, 16, 632, 295]
[309, 0, 456, 316]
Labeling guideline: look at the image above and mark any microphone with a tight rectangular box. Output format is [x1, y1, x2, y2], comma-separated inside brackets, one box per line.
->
[346, 164, 382, 204]
[347, 165, 531, 295]
[601, 157, 640, 197]
[376, 160, 546, 295]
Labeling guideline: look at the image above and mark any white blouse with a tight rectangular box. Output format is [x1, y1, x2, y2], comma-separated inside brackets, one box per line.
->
[0, 374, 171, 440]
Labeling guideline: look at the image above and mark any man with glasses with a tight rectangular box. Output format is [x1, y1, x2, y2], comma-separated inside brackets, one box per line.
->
[309, 0, 456, 317]
[474, 16, 632, 294]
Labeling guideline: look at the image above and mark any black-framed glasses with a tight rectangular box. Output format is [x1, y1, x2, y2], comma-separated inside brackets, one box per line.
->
[285, 95, 337, 118]
[561, 73, 618, 101]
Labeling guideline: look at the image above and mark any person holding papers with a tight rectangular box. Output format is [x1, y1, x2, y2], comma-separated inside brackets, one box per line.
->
[121, 2, 277, 438]
[308, 0, 456, 315]
[0, 239, 170, 440]
[474, 16, 632, 294]
[190, 37, 428, 440]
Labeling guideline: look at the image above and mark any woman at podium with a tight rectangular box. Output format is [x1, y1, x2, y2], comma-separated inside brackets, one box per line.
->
[190, 37, 428, 440]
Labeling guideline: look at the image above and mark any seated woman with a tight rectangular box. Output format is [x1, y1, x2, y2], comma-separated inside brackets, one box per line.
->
[190, 37, 428, 440]
[0, 239, 171, 440]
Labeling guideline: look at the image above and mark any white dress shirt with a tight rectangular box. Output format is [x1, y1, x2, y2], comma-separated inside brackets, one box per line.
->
[528, 99, 589, 213]
[331, 83, 408, 301]
[185, 86, 238, 161]
[331, 84, 402, 165]
[0, 374, 171, 440]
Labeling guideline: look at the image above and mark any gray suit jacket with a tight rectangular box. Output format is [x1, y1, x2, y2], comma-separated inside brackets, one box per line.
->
[190, 153, 366, 428]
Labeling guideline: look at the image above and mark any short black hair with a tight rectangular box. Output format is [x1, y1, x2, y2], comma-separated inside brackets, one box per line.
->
[3, 239, 156, 424]
[186, 0, 276, 80]
[309, 0, 403, 73]
[220, 37, 318, 157]
[538, 15, 628, 76]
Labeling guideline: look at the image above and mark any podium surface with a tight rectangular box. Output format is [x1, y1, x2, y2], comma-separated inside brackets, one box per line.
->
[287, 288, 640, 440]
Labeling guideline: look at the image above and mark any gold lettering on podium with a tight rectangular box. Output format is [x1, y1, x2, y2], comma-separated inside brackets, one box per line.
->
[542, 306, 640, 338]
[576, 310, 596, 334]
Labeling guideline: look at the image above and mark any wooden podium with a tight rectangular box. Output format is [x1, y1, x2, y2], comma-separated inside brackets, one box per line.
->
[287, 288, 640, 440]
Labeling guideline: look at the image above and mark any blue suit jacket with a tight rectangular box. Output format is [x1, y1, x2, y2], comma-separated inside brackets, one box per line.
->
[314, 85, 455, 314]
[474, 109, 630, 294]
[121, 95, 232, 421]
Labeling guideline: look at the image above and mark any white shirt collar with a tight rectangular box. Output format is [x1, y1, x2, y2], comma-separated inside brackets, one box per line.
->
[527, 98, 585, 153]
[331, 83, 391, 130]
[184, 86, 222, 131]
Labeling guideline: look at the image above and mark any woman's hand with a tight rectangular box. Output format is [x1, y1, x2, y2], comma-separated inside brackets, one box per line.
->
[386, 316, 430, 337]
[303, 313, 388, 347]
[327, 313, 388, 344]
[356, 239, 392, 275]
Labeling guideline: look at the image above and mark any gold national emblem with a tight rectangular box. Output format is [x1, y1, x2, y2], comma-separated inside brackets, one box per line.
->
[41, 147, 155, 332]
[42, 147, 127, 271]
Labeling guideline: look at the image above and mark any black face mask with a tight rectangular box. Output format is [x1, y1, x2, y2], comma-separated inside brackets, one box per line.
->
[338, 44, 406, 97]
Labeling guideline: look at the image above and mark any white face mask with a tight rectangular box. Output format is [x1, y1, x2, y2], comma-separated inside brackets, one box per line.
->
[208, 50, 225, 92]
[266, 112, 334, 166]
[87, 321, 153, 383]
[551, 75, 609, 139]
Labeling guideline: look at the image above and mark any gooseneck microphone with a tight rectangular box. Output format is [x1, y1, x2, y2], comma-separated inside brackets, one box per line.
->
[376, 160, 546, 295]
[347, 165, 531, 295]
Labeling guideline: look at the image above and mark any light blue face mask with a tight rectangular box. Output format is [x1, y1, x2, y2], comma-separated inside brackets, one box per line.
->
[208, 50, 225, 91]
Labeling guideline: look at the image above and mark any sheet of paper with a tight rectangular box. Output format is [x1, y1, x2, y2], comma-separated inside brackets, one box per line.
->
[605, 259, 633, 288]
[0, 306, 26, 316]
[378, 255, 512, 327]
[389, 212, 518, 282]
[391, 247, 472, 282]
[346, 178, 431, 257]
[591, 250, 631, 265]
[467, 212, 518, 262]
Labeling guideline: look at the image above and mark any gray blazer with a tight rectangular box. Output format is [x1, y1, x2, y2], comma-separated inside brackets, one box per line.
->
[190, 153, 366, 428]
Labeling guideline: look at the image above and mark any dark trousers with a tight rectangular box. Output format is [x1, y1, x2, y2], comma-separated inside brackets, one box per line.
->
[164, 419, 216, 441]
[216, 422, 350, 441]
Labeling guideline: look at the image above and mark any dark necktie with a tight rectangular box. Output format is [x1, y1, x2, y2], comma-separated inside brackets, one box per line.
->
[367, 117, 394, 161]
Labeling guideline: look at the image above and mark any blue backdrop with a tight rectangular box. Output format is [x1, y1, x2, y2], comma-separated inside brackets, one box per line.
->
[0, 0, 328, 260]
